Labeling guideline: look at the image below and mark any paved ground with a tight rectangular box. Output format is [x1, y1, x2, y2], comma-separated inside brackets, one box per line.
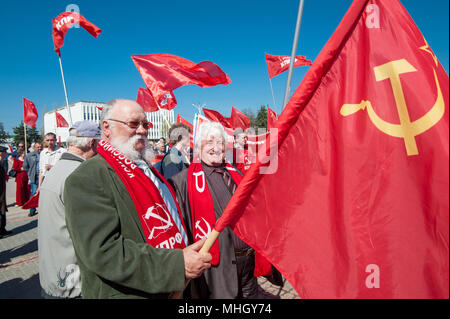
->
[0, 178, 299, 299]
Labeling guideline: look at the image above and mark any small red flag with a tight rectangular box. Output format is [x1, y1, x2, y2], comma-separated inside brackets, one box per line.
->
[217, 0, 449, 298]
[131, 54, 231, 103]
[265, 53, 312, 78]
[22, 193, 39, 209]
[55, 112, 69, 128]
[202, 108, 233, 129]
[267, 107, 278, 130]
[52, 11, 102, 55]
[230, 106, 250, 130]
[176, 114, 193, 130]
[23, 97, 38, 128]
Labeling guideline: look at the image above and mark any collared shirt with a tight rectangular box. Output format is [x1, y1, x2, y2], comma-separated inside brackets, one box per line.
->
[39, 146, 66, 177]
[134, 159, 188, 246]
[201, 162, 250, 251]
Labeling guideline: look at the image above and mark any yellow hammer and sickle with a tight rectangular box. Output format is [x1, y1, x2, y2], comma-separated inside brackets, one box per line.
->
[340, 59, 445, 156]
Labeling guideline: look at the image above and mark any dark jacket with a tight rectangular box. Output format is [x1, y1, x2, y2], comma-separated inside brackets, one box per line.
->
[64, 154, 185, 299]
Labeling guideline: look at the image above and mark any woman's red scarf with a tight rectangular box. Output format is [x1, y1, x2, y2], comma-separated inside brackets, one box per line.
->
[97, 139, 186, 249]
[188, 162, 242, 265]
[187, 161, 272, 276]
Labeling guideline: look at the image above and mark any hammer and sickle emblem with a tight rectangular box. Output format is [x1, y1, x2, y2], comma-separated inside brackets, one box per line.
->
[144, 204, 173, 240]
[340, 59, 445, 156]
[195, 217, 212, 240]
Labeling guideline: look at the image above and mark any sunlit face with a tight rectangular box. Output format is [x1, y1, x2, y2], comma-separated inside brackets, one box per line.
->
[45, 135, 56, 149]
[157, 141, 165, 153]
[201, 135, 225, 166]
[34, 143, 42, 153]
[103, 100, 149, 153]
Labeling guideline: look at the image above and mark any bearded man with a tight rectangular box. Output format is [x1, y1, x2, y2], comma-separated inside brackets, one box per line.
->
[64, 99, 211, 299]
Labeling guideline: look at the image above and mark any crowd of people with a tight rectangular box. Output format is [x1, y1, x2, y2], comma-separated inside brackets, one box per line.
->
[0, 98, 281, 299]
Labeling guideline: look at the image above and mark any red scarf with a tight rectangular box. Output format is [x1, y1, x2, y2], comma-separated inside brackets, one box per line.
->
[97, 139, 186, 249]
[188, 162, 242, 265]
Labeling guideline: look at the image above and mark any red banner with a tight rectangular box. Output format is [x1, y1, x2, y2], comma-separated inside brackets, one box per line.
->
[131, 54, 231, 103]
[52, 11, 102, 55]
[265, 53, 312, 78]
[230, 106, 250, 130]
[202, 108, 233, 128]
[55, 112, 69, 128]
[23, 97, 38, 128]
[218, 0, 449, 298]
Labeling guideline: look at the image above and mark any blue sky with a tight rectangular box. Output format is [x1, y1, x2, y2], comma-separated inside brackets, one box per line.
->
[0, 0, 448, 134]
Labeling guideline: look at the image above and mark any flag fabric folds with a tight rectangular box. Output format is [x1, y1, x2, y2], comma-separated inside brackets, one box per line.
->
[202, 108, 233, 129]
[265, 53, 312, 78]
[216, 0, 449, 298]
[22, 193, 39, 209]
[131, 54, 231, 104]
[136, 87, 159, 112]
[52, 11, 102, 55]
[230, 106, 251, 131]
[176, 114, 193, 130]
[23, 97, 38, 128]
[55, 112, 69, 128]
[267, 107, 278, 130]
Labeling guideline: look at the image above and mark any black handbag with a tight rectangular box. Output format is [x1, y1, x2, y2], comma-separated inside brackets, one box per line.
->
[8, 169, 16, 178]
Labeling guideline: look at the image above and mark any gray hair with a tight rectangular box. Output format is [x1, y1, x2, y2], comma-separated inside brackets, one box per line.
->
[100, 99, 118, 123]
[195, 121, 226, 155]
[66, 135, 94, 150]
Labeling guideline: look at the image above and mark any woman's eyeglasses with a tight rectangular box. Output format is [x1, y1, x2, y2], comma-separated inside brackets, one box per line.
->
[108, 119, 153, 129]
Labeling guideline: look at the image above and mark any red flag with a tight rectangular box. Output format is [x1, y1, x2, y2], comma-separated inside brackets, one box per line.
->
[131, 54, 231, 103]
[159, 91, 178, 110]
[267, 107, 278, 130]
[176, 114, 193, 130]
[202, 108, 233, 128]
[265, 53, 312, 78]
[52, 12, 102, 55]
[136, 87, 177, 111]
[230, 106, 250, 130]
[23, 97, 38, 128]
[22, 193, 39, 209]
[217, 0, 449, 298]
[55, 112, 69, 128]
[136, 87, 159, 112]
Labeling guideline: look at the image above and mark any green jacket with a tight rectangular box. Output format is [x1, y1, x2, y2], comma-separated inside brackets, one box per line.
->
[64, 154, 185, 299]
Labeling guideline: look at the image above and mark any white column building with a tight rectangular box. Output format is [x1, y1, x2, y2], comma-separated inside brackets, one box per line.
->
[43, 101, 174, 142]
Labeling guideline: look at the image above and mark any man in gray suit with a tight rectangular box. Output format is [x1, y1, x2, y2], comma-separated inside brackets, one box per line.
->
[23, 142, 42, 216]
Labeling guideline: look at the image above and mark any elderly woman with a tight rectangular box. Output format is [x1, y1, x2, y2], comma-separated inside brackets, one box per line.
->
[169, 121, 269, 299]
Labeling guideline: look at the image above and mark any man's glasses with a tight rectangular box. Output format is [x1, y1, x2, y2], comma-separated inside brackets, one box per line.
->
[108, 119, 153, 130]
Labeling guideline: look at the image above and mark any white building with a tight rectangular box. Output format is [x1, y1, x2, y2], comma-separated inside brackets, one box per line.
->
[43, 101, 174, 142]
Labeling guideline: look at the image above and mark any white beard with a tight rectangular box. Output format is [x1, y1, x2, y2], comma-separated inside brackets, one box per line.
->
[110, 135, 155, 163]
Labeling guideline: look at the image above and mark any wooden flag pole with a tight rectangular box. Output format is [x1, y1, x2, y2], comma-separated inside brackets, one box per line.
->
[23, 123, 28, 154]
[282, 0, 305, 110]
[58, 53, 73, 126]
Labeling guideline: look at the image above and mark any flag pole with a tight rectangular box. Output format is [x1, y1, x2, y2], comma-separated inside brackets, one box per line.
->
[58, 53, 73, 126]
[268, 77, 277, 111]
[23, 123, 28, 154]
[282, 0, 305, 110]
